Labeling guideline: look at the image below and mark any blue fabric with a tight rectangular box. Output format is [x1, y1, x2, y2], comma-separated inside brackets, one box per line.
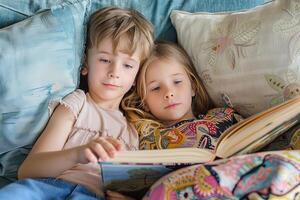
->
[0, 0, 89, 183]
[0, 0, 62, 28]
[0, 0, 89, 153]
[0, 178, 102, 200]
[0, 147, 30, 185]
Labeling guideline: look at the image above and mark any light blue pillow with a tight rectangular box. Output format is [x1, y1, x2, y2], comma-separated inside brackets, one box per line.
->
[0, 0, 90, 182]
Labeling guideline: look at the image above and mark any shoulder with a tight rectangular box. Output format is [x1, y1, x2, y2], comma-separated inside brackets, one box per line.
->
[63, 89, 86, 103]
[49, 89, 86, 119]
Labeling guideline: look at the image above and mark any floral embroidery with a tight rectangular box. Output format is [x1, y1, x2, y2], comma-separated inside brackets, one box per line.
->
[201, 17, 260, 70]
[265, 70, 300, 106]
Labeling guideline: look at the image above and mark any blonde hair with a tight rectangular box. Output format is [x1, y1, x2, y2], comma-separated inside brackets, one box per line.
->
[87, 6, 154, 63]
[122, 41, 213, 130]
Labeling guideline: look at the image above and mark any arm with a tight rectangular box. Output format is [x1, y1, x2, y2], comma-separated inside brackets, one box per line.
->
[18, 104, 125, 179]
[18, 105, 78, 179]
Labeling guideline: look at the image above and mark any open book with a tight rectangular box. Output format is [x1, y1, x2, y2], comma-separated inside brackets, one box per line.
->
[106, 96, 300, 164]
[100, 96, 300, 198]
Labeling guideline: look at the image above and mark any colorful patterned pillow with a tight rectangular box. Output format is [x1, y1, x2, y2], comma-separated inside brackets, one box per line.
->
[171, 0, 300, 117]
[144, 150, 300, 199]
[139, 108, 241, 151]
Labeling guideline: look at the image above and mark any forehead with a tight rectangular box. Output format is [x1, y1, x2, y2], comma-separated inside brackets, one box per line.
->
[146, 58, 188, 81]
[97, 37, 142, 62]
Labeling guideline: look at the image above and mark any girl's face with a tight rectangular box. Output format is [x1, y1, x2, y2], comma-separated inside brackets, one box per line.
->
[144, 58, 195, 126]
[83, 37, 141, 110]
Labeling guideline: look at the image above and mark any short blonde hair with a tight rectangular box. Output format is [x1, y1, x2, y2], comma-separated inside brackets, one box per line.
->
[87, 6, 154, 63]
[122, 41, 213, 129]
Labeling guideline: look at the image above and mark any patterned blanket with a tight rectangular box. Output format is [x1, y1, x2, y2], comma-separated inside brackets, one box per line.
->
[143, 150, 300, 200]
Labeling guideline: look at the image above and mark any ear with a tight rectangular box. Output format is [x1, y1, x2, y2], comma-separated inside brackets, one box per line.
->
[81, 66, 88, 75]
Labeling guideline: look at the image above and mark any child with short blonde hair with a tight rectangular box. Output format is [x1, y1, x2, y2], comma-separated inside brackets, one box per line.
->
[0, 7, 154, 200]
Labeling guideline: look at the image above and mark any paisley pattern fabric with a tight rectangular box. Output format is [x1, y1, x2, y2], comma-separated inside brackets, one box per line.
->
[138, 108, 241, 151]
[143, 150, 300, 200]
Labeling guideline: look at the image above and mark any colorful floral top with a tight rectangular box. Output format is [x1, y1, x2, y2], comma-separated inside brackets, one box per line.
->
[138, 107, 242, 151]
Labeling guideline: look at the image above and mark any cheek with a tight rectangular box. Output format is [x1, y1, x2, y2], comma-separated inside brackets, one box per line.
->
[145, 94, 161, 110]
[125, 70, 139, 83]
[183, 84, 194, 95]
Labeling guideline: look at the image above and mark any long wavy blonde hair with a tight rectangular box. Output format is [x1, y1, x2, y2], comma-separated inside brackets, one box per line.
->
[121, 41, 213, 132]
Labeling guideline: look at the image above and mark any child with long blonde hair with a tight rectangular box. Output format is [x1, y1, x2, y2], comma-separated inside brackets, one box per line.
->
[122, 41, 241, 151]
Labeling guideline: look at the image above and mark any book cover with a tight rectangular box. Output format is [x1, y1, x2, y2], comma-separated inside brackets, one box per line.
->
[100, 162, 185, 199]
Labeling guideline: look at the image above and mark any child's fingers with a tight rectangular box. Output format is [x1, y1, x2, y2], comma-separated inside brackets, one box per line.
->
[106, 137, 125, 151]
[83, 148, 98, 163]
[89, 140, 110, 161]
[95, 137, 118, 158]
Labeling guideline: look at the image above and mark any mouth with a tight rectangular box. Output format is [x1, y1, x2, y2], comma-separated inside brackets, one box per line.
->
[103, 83, 120, 88]
[164, 103, 181, 109]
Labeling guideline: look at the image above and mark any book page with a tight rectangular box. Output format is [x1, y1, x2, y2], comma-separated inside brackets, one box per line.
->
[107, 147, 216, 164]
[227, 115, 299, 156]
[215, 96, 300, 158]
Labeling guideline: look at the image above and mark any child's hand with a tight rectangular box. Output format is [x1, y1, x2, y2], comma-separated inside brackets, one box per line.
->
[106, 190, 135, 200]
[77, 136, 124, 164]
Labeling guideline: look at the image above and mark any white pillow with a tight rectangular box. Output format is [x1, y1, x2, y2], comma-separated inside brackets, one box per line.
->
[171, 0, 300, 117]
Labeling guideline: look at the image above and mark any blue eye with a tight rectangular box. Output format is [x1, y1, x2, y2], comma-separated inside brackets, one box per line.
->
[99, 58, 110, 63]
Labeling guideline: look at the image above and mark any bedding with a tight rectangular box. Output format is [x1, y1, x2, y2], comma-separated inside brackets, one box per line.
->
[143, 150, 300, 200]
[1, 0, 299, 199]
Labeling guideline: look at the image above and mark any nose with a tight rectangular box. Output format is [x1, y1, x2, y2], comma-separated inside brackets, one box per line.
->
[108, 63, 120, 79]
[109, 73, 119, 79]
[164, 90, 174, 100]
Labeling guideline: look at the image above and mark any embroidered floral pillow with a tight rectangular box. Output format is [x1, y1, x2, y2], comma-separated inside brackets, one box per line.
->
[138, 108, 241, 151]
[171, 0, 300, 117]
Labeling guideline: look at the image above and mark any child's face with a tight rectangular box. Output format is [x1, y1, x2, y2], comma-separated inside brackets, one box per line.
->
[144, 58, 195, 125]
[84, 37, 141, 109]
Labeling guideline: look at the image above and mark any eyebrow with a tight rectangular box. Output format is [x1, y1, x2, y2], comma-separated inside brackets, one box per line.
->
[147, 73, 184, 85]
[97, 51, 139, 63]
[97, 51, 111, 55]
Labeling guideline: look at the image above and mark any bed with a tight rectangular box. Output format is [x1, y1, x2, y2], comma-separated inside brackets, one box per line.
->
[0, 0, 299, 199]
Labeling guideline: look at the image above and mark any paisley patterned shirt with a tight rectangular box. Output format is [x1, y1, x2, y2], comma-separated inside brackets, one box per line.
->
[138, 107, 242, 151]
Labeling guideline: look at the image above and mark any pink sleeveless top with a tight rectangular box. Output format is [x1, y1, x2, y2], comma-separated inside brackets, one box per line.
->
[49, 89, 139, 197]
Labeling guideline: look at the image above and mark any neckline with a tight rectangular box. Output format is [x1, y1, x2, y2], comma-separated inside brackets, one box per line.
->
[86, 93, 123, 115]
